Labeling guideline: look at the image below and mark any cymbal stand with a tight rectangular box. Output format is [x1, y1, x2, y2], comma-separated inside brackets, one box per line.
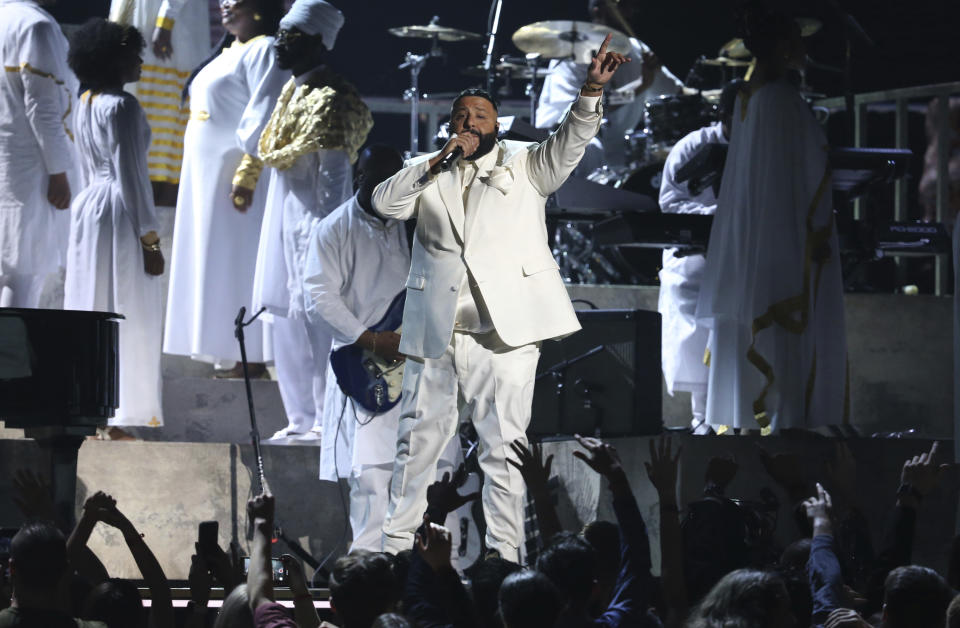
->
[400, 22, 443, 157]
[524, 53, 541, 126]
[483, 0, 504, 93]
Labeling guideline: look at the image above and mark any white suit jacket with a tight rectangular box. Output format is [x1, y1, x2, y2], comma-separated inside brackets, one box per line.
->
[372, 94, 602, 359]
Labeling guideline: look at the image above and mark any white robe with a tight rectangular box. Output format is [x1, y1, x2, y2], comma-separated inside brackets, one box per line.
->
[163, 36, 287, 363]
[536, 37, 682, 168]
[0, 0, 78, 287]
[64, 91, 162, 427]
[696, 80, 847, 431]
[109, 0, 212, 184]
[658, 122, 726, 396]
[302, 195, 410, 482]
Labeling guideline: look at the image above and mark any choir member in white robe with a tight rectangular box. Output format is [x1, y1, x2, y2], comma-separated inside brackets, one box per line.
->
[536, 0, 682, 170]
[658, 80, 743, 433]
[163, 0, 287, 365]
[695, 9, 847, 432]
[0, 0, 78, 307]
[64, 19, 164, 429]
[109, 0, 211, 188]
[253, 0, 372, 439]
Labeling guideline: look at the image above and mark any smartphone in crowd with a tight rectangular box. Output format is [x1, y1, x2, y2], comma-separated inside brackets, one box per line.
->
[243, 556, 287, 585]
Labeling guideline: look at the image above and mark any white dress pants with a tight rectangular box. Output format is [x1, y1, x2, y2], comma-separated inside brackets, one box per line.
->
[382, 331, 540, 562]
[272, 315, 330, 432]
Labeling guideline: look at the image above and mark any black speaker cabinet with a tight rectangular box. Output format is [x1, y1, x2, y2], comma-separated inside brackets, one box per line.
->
[528, 308, 662, 438]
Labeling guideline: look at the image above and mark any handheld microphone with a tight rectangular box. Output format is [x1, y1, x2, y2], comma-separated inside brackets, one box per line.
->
[437, 146, 463, 171]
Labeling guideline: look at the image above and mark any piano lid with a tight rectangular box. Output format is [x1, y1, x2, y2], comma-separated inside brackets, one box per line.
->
[0, 308, 121, 428]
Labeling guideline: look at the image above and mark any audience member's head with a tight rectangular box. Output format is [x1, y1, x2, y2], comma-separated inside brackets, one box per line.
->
[82, 578, 146, 628]
[582, 520, 621, 614]
[214, 584, 254, 628]
[535, 532, 598, 609]
[466, 556, 522, 628]
[947, 593, 960, 628]
[498, 570, 562, 628]
[778, 538, 812, 573]
[371, 613, 412, 628]
[686, 569, 796, 628]
[883, 565, 953, 628]
[8, 521, 67, 604]
[330, 551, 399, 628]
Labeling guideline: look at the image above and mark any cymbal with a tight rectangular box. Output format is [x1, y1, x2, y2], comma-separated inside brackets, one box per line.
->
[680, 87, 723, 102]
[719, 38, 751, 59]
[512, 20, 631, 65]
[718, 17, 823, 59]
[699, 56, 752, 67]
[462, 62, 555, 80]
[388, 23, 483, 42]
[796, 17, 822, 37]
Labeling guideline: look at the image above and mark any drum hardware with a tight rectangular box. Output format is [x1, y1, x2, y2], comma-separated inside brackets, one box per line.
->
[390, 16, 482, 156]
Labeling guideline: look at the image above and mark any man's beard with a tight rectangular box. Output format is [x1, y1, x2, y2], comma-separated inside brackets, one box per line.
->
[463, 130, 498, 161]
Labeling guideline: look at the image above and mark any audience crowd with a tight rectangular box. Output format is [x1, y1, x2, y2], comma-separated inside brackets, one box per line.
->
[0, 435, 956, 628]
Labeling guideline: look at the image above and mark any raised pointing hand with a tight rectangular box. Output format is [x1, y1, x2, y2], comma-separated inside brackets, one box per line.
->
[586, 33, 631, 87]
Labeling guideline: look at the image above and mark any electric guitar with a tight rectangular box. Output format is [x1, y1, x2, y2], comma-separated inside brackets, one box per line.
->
[329, 292, 405, 414]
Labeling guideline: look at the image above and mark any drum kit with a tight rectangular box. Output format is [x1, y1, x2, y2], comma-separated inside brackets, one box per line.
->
[386, 15, 821, 283]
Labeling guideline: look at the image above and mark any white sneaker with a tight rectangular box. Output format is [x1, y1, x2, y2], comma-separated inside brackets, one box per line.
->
[267, 426, 307, 441]
[690, 417, 715, 436]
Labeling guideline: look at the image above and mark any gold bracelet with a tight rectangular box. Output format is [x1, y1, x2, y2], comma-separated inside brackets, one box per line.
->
[232, 153, 264, 191]
[140, 240, 161, 252]
[155, 16, 174, 30]
[583, 81, 604, 91]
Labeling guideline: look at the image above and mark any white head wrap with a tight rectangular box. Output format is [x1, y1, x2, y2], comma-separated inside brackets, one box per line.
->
[279, 0, 345, 52]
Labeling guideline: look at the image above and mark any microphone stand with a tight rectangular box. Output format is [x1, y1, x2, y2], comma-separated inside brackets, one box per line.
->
[233, 307, 326, 582]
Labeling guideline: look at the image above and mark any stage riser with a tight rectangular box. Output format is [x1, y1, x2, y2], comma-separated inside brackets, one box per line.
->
[0, 434, 953, 580]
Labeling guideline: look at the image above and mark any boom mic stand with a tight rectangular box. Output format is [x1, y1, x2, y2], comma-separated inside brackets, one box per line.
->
[234, 306, 327, 583]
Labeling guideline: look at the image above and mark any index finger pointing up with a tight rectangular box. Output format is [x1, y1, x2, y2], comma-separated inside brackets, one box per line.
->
[597, 32, 612, 58]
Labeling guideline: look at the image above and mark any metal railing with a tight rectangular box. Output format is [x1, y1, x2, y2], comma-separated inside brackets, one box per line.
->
[815, 81, 960, 295]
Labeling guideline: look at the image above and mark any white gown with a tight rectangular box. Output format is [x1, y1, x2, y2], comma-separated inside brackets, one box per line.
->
[109, 0, 211, 184]
[696, 80, 847, 431]
[536, 37, 683, 168]
[163, 36, 287, 363]
[658, 122, 726, 398]
[64, 91, 163, 427]
[0, 0, 79, 299]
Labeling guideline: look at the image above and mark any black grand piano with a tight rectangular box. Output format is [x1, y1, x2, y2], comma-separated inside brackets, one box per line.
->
[0, 309, 120, 527]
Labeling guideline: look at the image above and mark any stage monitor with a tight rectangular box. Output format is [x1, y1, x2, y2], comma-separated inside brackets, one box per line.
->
[528, 308, 662, 438]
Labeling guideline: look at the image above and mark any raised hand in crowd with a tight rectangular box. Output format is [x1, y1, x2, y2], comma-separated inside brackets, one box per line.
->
[246, 491, 277, 612]
[646, 435, 688, 625]
[898, 440, 950, 507]
[11, 469, 55, 521]
[758, 445, 811, 504]
[281, 553, 320, 628]
[184, 551, 212, 628]
[803, 482, 834, 538]
[425, 462, 480, 522]
[825, 607, 873, 628]
[703, 453, 738, 497]
[508, 439, 562, 544]
[573, 434, 624, 479]
[415, 515, 453, 574]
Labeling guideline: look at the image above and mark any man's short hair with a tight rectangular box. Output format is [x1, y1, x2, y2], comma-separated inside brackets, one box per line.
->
[10, 521, 67, 590]
[452, 88, 499, 113]
[330, 551, 399, 628]
[884, 565, 954, 628]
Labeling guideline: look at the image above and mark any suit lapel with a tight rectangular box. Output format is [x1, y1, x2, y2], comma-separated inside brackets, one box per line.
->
[436, 166, 465, 244]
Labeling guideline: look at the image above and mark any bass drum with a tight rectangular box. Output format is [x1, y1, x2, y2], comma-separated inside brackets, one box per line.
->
[616, 161, 666, 203]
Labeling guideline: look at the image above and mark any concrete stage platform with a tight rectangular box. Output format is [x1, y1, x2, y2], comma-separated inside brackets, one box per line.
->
[0, 286, 954, 579]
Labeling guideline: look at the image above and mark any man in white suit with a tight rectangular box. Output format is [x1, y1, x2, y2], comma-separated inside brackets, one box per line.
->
[373, 35, 629, 561]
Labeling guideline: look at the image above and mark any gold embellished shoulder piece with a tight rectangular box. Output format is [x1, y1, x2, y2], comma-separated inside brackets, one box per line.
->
[259, 69, 373, 169]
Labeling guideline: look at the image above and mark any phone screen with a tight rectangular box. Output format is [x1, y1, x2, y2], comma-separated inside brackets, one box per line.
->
[242, 557, 287, 585]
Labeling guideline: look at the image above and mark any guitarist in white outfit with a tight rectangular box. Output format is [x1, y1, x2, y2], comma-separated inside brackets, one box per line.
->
[373, 35, 629, 561]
